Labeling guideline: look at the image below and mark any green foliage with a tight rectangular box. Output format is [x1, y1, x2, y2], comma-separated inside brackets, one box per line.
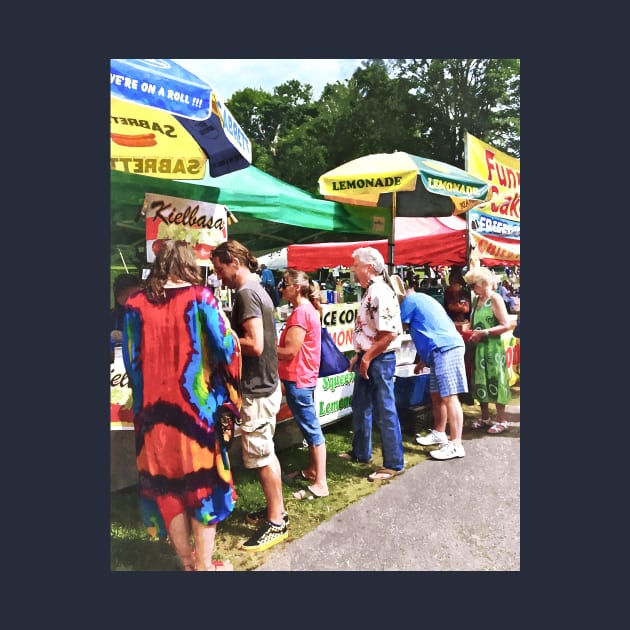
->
[226, 58, 520, 189]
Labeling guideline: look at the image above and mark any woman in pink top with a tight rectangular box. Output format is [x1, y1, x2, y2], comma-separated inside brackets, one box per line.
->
[277, 269, 329, 500]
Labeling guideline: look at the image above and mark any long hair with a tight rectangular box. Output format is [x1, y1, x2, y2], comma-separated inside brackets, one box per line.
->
[212, 239, 258, 272]
[283, 268, 322, 319]
[145, 240, 203, 304]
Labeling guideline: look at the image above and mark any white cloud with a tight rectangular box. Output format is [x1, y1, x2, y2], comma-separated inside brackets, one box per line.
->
[172, 58, 366, 100]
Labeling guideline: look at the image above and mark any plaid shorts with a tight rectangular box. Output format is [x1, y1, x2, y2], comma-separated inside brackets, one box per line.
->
[428, 346, 468, 397]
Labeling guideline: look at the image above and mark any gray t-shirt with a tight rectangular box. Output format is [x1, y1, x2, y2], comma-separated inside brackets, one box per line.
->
[230, 277, 279, 398]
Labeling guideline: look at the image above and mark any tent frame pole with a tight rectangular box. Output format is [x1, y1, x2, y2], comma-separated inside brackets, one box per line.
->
[388, 192, 396, 273]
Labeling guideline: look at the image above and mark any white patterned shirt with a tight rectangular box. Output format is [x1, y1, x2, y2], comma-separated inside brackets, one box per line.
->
[353, 276, 402, 353]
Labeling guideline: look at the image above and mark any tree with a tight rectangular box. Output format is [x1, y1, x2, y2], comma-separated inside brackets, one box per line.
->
[226, 59, 520, 190]
[392, 59, 520, 164]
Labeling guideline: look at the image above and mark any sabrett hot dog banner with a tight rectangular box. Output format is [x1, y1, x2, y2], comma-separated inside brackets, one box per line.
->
[110, 95, 252, 179]
[111, 97, 208, 179]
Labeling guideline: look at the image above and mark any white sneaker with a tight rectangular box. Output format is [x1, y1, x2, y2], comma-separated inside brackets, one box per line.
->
[430, 441, 466, 460]
[416, 429, 448, 446]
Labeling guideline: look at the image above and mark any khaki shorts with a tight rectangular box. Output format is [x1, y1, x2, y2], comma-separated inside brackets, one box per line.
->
[240, 382, 282, 469]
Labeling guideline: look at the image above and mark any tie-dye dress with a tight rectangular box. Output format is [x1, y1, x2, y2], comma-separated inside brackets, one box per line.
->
[122, 284, 241, 537]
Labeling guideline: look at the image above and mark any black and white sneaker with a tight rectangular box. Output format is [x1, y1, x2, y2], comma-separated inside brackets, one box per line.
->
[241, 520, 288, 552]
[245, 507, 289, 528]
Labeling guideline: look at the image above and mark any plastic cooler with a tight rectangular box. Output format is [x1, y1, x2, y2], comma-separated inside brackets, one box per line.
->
[394, 364, 430, 408]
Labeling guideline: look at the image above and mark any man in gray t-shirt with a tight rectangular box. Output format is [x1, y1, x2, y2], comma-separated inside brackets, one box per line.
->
[231, 278, 279, 398]
[212, 240, 288, 553]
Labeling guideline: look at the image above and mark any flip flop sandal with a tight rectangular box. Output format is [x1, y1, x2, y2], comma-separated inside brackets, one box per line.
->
[487, 421, 509, 434]
[189, 553, 234, 571]
[368, 467, 404, 482]
[282, 471, 308, 487]
[210, 560, 234, 571]
[470, 419, 489, 429]
[293, 486, 329, 501]
[287, 470, 315, 482]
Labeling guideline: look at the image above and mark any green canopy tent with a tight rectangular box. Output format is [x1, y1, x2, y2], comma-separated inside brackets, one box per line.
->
[111, 166, 391, 271]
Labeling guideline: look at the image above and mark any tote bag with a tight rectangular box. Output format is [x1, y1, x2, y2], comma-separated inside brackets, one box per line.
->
[319, 327, 350, 377]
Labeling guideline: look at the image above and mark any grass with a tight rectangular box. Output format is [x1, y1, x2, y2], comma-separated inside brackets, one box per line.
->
[111, 385, 519, 571]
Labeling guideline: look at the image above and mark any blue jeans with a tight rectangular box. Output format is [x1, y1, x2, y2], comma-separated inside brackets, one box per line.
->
[282, 381, 325, 447]
[351, 351, 404, 471]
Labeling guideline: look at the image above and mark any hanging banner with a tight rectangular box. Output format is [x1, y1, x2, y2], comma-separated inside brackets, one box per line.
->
[470, 232, 521, 265]
[465, 133, 520, 264]
[143, 193, 228, 266]
[464, 133, 520, 224]
[468, 209, 520, 240]
[321, 302, 358, 352]
[111, 348, 134, 430]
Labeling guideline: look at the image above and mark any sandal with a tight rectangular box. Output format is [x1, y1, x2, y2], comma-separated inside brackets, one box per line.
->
[487, 421, 509, 434]
[282, 471, 312, 487]
[293, 485, 329, 501]
[287, 470, 315, 482]
[209, 559, 234, 571]
[470, 419, 490, 430]
[368, 467, 404, 482]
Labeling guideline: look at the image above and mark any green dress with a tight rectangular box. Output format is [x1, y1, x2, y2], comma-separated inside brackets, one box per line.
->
[470, 296, 511, 404]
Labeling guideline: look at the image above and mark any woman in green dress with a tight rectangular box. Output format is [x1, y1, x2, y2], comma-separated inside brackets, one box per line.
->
[463, 267, 512, 434]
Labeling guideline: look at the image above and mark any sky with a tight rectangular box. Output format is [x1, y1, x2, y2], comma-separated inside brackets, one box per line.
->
[172, 59, 367, 101]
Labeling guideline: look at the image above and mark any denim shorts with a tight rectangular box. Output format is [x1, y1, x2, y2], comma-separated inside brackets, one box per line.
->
[282, 380, 325, 447]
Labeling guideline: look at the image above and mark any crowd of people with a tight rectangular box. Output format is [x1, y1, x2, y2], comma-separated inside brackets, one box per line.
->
[111, 241, 518, 569]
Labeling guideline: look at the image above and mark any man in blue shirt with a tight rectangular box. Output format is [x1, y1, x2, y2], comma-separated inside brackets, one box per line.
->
[259, 264, 279, 307]
[392, 276, 469, 461]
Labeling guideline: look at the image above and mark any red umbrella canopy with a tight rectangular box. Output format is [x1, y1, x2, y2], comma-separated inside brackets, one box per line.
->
[287, 216, 467, 271]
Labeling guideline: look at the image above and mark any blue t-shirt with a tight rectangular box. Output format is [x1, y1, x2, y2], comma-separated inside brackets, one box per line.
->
[399, 292, 464, 363]
[260, 268, 275, 286]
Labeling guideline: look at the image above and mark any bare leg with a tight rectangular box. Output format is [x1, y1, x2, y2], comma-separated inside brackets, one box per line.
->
[496, 403, 507, 423]
[166, 512, 194, 570]
[430, 392, 447, 433]
[191, 519, 217, 571]
[258, 455, 285, 525]
[309, 443, 329, 496]
[443, 394, 464, 446]
[480, 402, 491, 422]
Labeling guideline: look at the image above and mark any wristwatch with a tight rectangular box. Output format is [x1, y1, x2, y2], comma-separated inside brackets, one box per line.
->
[484, 329, 490, 338]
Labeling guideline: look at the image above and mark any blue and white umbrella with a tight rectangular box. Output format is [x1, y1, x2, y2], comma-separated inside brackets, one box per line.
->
[110, 59, 251, 177]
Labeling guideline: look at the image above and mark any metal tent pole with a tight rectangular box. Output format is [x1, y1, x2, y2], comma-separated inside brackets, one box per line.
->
[388, 192, 396, 273]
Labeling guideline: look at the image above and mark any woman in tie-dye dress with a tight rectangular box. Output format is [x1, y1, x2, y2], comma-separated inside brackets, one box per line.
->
[123, 240, 242, 571]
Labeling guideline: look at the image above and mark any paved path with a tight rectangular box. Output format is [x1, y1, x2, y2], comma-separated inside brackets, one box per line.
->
[255, 408, 520, 571]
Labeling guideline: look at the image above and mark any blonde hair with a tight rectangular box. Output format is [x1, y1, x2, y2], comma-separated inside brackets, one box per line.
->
[283, 268, 322, 317]
[463, 266, 495, 290]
